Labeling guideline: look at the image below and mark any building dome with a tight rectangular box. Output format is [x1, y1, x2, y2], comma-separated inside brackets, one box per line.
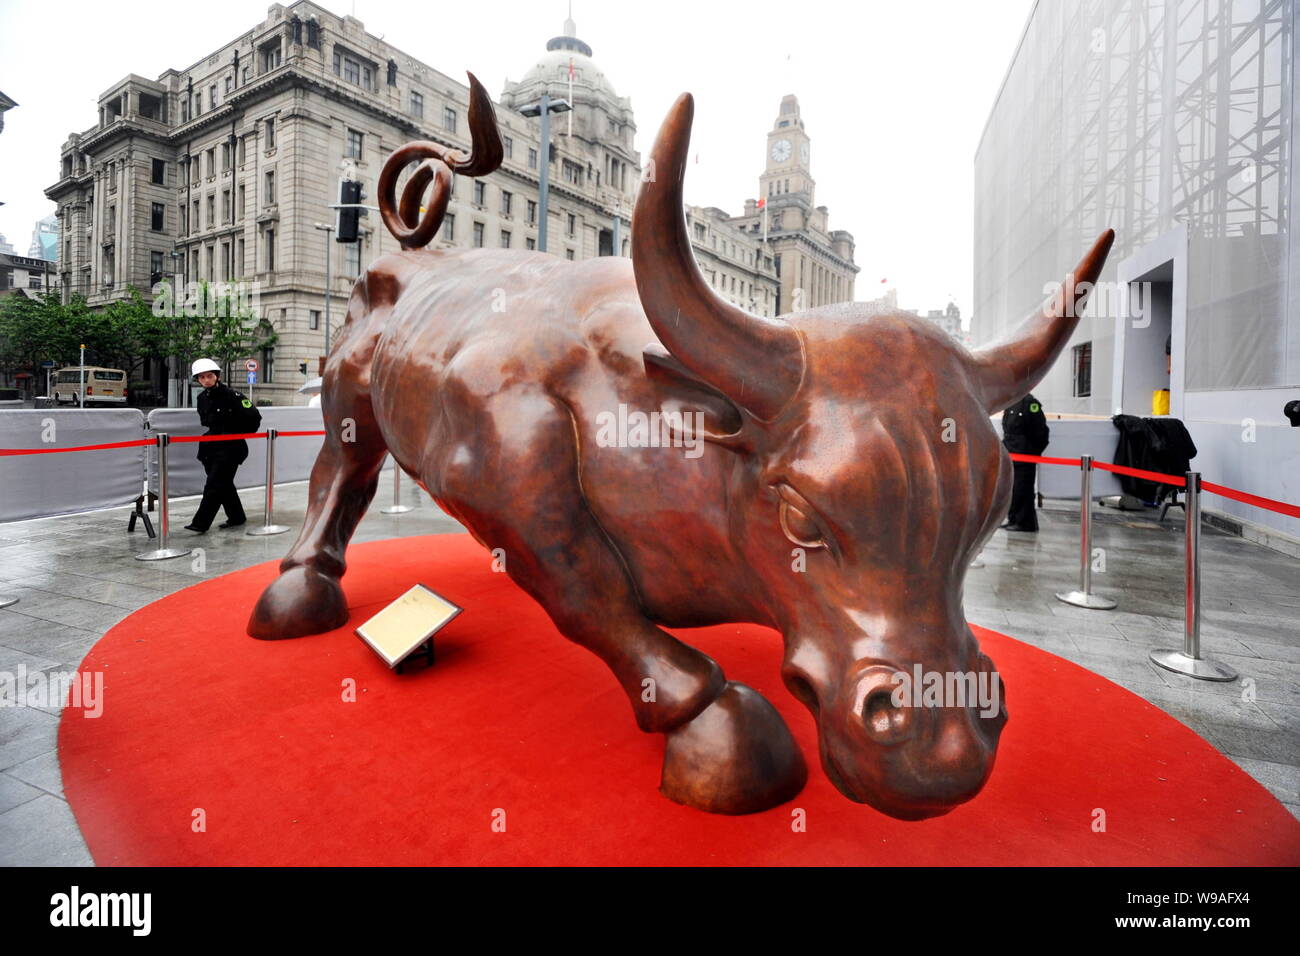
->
[509, 16, 621, 105]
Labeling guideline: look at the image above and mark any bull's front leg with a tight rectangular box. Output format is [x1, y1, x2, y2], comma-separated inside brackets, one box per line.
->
[433, 382, 806, 814]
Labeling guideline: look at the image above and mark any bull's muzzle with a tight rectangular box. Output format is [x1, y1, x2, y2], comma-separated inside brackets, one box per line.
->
[786, 653, 1008, 819]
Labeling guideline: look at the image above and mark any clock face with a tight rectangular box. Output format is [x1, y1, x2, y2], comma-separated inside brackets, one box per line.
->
[800, 141, 810, 165]
[770, 139, 792, 163]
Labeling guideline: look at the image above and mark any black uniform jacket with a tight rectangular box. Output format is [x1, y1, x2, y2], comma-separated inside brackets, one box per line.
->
[1001, 394, 1051, 456]
[196, 381, 251, 466]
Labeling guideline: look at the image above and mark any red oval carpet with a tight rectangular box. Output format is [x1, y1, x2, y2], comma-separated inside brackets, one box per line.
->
[59, 534, 1299, 866]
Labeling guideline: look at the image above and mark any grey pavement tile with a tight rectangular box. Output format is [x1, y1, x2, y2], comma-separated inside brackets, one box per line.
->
[0, 642, 61, 674]
[1228, 757, 1300, 806]
[0, 796, 93, 866]
[1240, 637, 1300, 664]
[2, 592, 129, 632]
[0, 705, 59, 772]
[5, 750, 64, 797]
[0, 772, 43, 813]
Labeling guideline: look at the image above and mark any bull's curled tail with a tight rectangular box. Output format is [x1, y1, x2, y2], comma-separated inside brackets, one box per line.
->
[377, 71, 505, 250]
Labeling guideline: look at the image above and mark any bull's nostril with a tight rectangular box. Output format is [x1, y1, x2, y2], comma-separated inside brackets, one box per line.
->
[862, 690, 911, 743]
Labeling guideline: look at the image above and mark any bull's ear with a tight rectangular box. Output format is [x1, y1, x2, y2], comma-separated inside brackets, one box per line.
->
[642, 343, 753, 452]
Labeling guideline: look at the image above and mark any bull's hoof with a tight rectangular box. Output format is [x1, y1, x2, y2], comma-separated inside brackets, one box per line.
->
[247, 566, 349, 640]
[660, 681, 807, 814]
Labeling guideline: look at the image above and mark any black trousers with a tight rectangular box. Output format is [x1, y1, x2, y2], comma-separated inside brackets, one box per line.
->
[190, 458, 247, 530]
[1007, 460, 1039, 530]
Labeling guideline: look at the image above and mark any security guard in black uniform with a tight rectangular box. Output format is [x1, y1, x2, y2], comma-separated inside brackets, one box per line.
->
[1001, 393, 1050, 532]
[185, 358, 255, 532]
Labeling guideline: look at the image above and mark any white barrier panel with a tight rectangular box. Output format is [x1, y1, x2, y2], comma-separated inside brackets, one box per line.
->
[0, 409, 147, 522]
[1037, 419, 1125, 499]
[145, 406, 325, 498]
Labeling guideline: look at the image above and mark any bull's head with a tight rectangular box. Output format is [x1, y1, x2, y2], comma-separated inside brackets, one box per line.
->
[632, 94, 1114, 819]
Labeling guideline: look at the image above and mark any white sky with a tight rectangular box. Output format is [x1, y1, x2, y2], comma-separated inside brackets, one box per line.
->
[0, 0, 1033, 322]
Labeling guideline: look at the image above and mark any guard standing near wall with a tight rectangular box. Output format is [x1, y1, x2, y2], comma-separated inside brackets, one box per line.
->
[1001, 393, 1050, 532]
[185, 358, 259, 533]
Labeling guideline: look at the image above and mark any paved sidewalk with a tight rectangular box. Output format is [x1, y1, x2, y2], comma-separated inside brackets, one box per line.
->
[0, 478, 1296, 864]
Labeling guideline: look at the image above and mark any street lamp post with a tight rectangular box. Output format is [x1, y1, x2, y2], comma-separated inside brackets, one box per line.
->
[313, 223, 334, 358]
[519, 94, 572, 253]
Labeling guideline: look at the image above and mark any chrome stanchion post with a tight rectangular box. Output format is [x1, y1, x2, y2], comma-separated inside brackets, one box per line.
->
[380, 455, 412, 515]
[1150, 472, 1237, 681]
[247, 428, 290, 536]
[0, 595, 18, 609]
[1055, 454, 1117, 609]
[135, 433, 191, 561]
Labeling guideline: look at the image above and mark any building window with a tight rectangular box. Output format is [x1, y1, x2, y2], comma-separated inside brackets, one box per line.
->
[472, 222, 484, 248]
[151, 202, 164, 232]
[410, 91, 424, 119]
[1072, 342, 1092, 397]
[307, 19, 320, 49]
[693, 223, 706, 241]
[260, 40, 282, 73]
[222, 241, 231, 279]
[527, 147, 538, 170]
[237, 237, 244, 275]
[151, 158, 166, 185]
[566, 213, 576, 237]
[443, 106, 457, 132]
[500, 230, 511, 248]
[223, 189, 231, 222]
[526, 200, 537, 225]
[242, 65, 251, 85]
[473, 181, 486, 206]
[562, 159, 582, 186]
[206, 195, 214, 227]
[346, 128, 363, 160]
[503, 136, 513, 159]
[222, 142, 231, 170]
[192, 199, 199, 232]
[443, 213, 454, 241]
[150, 250, 164, 285]
[195, 92, 202, 115]
[103, 246, 114, 285]
[206, 148, 215, 177]
[565, 249, 575, 260]
[265, 117, 276, 149]
[500, 190, 512, 216]
[264, 228, 276, 271]
[206, 245, 214, 280]
[345, 241, 361, 278]
[261, 346, 275, 384]
[209, 84, 218, 109]
[265, 170, 275, 204]
[387, 59, 398, 86]
[526, 237, 535, 250]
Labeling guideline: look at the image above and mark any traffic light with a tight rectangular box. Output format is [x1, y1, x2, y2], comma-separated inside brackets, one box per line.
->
[299, 362, 308, 375]
[336, 179, 362, 242]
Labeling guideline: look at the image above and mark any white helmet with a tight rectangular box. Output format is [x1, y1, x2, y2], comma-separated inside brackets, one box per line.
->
[192, 358, 220, 377]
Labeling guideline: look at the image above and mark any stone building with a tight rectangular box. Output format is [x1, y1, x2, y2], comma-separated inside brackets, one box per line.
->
[730, 94, 858, 313]
[45, 3, 644, 404]
[45, 2, 856, 404]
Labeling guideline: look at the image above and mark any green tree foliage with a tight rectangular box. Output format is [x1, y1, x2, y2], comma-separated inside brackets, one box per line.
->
[0, 283, 276, 404]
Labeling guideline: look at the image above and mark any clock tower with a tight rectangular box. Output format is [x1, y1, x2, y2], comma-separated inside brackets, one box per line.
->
[761, 94, 814, 205]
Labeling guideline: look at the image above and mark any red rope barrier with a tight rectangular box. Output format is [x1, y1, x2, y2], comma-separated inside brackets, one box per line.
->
[169, 432, 267, 443]
[1009, 454, 1082, 467]
[1093, 460, 1187, 487]
[0, 438, 154, 457]
[2, 434, 1294, 518]
[1203, 481, 1300, 520]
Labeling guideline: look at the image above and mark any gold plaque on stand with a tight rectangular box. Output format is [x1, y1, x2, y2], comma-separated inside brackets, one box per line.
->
[355, 583, 463, 670]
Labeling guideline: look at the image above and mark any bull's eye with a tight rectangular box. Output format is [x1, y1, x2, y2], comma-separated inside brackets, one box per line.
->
[779, 498, 826, 549]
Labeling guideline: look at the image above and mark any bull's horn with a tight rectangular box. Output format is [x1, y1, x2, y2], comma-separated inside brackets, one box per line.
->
[632, 93, 804, 422]
[971, 229, 1115, 412]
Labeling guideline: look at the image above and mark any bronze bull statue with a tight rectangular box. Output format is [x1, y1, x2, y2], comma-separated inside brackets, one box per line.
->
[249, 73, 1115, 818]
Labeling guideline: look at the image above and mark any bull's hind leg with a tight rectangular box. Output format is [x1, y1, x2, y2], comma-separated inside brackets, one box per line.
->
[247, 290, 392, 640]
[433, 385, 806, 813]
